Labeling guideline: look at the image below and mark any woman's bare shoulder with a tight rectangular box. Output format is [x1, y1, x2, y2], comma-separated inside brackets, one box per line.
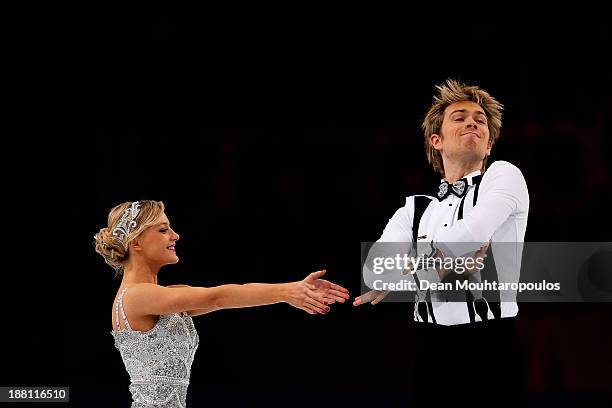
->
[122, 283, 168, 303]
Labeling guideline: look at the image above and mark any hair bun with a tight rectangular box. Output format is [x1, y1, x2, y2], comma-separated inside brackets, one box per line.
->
[94, 227, 126, 270]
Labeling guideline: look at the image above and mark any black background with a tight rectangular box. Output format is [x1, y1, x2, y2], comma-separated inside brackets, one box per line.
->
[6, 10, 612, 407]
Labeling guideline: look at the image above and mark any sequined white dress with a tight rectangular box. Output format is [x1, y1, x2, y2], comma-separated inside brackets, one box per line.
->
[111, 287, 200, 407]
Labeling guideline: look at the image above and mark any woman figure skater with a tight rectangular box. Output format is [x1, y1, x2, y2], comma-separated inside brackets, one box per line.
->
[94, 200, 349, 407]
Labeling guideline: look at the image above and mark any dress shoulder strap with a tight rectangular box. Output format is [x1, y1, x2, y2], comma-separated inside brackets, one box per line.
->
[115, 287, 133, 332]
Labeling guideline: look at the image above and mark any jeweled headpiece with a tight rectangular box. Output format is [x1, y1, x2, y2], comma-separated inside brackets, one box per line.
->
[112, 201, 141, 247]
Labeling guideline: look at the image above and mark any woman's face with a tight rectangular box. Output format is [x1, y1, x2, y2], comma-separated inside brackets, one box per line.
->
[131, 212, 180, 266]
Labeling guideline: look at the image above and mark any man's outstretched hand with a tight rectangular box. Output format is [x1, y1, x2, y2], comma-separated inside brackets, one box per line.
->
[352, 289, 389, 306]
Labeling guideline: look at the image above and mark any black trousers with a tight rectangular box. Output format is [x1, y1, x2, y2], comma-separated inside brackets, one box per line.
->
[412, 317, 527, 407]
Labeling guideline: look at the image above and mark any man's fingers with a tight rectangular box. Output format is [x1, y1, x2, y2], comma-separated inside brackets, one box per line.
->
[474, 245, 488, 261]
[371, 291, 388, 305]
[353, 291, 376, 306]
[359, 290, 386, 305]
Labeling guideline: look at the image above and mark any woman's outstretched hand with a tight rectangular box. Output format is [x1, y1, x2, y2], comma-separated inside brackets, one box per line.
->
[284, 270, 350, 315]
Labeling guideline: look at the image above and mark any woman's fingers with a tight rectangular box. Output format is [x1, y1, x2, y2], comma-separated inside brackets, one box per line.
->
[305, 292, 329, 309]
[304, 297, 329, 314]
[306, 290, 330, 309]
[305, 269, 327, 282]
[298, 305, 316, 315]
[293, 272, 351, 311]
[326, 293, 348, 302]
[327, 288, 350, 299]
[320, 279, 349, 293]
[321, 294, 335, 304]
[300, 306, 317, 314]
[305, 274, 348, 290]
[308, 290, 350, 303]
[306, 281, 350, 300]
[324, 293, 347, 303]
[307, 288, 330, 303]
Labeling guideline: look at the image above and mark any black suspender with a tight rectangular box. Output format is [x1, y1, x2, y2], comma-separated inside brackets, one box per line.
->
[412, 196, 432, 244]
[480, 246, 502, 319]
[457, 176, 501, 322]
[412, 196, 437, 324]
[458, 174, 482, 221]
[473, 180, 481, 207]
[457, 189, 477, 324]
[457, 195, 467, 220]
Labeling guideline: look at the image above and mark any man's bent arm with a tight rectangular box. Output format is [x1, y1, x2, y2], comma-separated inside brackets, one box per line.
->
[435, 161, 529, 257]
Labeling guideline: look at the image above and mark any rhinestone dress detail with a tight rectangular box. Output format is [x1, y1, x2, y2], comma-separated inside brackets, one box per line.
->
[111, 287, 199, 407]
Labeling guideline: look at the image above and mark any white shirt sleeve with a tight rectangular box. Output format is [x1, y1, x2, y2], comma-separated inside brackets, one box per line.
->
[378, 197, 414, 243]
[435, 161, 529, 258]
[374, 196, 441, 285]
[362, 198, 414, 289]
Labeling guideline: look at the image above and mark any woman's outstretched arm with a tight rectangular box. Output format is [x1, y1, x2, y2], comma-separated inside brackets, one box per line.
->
[165, 285, 215, 316]
[127, 270, 349, 317]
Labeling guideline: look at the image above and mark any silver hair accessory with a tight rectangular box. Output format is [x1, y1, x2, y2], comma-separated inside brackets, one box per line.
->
[112, 201, 141, 247]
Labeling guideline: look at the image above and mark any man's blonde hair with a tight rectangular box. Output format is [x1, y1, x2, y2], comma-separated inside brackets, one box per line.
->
[422, 79, 504, 176]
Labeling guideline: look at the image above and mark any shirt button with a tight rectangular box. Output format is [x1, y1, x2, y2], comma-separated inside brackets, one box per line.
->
[444, 224, 448, 227]
[448, 203, 452, 206]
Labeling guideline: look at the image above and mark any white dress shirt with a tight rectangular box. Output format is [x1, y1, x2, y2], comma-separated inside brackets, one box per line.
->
[377, 160, 529, 325]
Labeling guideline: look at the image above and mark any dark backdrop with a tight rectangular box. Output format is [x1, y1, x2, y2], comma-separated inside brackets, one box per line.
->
[7, 11, 611, 408]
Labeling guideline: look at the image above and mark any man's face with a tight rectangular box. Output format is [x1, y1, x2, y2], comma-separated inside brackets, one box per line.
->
[430, 100, 492, 167]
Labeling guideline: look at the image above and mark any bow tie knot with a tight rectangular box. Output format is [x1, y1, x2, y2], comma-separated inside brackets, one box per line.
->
[436, 179, 467, 201]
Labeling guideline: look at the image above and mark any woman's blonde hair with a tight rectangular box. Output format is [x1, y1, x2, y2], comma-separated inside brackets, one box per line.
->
[94, 200, 165, 273]
[422, 79, 504, 176]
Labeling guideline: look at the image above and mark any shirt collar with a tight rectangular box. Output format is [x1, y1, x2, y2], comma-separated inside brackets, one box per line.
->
[441, 169, 482, 186]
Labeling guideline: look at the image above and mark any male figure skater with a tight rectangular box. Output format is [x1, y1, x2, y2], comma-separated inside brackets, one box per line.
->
[354, 79, 529, 406]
